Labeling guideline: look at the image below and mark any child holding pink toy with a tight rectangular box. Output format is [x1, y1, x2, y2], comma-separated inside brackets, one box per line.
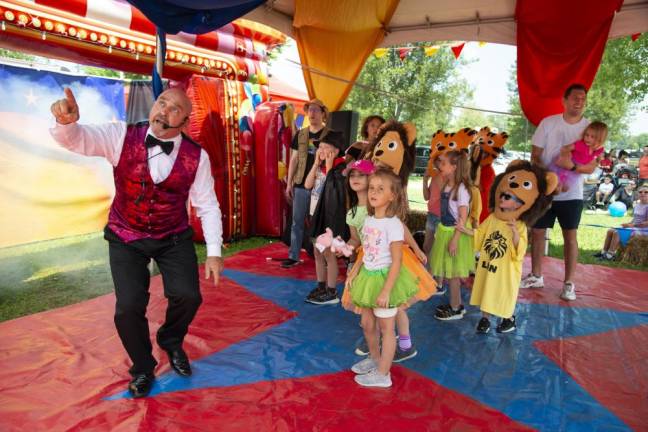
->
[304, 130, 348, 305]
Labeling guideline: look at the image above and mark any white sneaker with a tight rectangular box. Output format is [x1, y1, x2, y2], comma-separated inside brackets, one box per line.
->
[354, 370, 392, 388]
[351, 357, 377, 375]
[560, 282, 576, 301]
[520, 273, 544, 289]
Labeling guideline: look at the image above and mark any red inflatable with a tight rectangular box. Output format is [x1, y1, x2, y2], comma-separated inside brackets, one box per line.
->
[186, 76, 238, 241]
[253, 102, 293, 236]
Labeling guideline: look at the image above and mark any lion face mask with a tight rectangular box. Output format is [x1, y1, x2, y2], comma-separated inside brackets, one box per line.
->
[492, 160, 559, 223]
[370, 120, 416, 185]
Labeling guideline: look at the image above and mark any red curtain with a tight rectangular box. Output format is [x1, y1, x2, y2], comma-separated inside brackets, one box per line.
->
[516, 0, 623, 125]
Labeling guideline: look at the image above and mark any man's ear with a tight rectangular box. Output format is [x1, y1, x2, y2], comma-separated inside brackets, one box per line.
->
[545, 172, 559, 195]
[403, 122, 416, 146]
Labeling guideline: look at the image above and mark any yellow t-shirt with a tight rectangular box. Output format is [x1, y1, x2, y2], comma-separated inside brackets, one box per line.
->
[469, 214, 527, 318]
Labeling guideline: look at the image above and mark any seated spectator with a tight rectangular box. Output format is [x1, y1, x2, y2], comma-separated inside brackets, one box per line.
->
[596, 175, 614, 205]
[612, 150, 630, 176]
[599, 151, 613, 174]
[595, 184, 648, 260]
[610, 180, 637, 210]
[583, 167, 602, 210]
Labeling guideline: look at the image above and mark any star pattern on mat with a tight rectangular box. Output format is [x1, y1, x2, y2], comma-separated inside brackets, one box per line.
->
[108, 269, 648, 431]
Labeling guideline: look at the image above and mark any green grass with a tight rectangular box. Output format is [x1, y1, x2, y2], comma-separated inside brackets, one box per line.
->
[0, 234, 271, 322]
[546, 212, 647, 271]
[407, 176, 428, 212]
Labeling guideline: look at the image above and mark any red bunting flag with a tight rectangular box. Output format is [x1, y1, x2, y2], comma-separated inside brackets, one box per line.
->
[451, 42, 465, 59]
[398, 47, 412, 61]
[631, 33, 641, 42]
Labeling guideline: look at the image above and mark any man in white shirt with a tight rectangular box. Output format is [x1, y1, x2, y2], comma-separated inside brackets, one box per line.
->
[521, 84, 597, 301]
[50, 87, 223, 398]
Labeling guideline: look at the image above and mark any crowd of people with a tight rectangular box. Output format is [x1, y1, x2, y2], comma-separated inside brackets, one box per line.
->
[48, 82, 646, 396]
[281, 84, 647, 388]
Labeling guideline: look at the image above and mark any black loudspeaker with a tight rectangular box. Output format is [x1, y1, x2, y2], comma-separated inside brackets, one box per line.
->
[328, 110, 359, 150]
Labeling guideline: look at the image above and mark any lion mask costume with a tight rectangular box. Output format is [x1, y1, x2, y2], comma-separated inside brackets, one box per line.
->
[369, 120, 417, 185]
[490, 160, 559, 224]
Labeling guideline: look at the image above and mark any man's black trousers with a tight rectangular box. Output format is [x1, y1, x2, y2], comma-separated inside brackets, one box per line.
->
[104, 227, 201, 376]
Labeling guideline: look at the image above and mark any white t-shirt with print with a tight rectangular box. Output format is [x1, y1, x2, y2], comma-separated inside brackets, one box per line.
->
[361, 216, 404, 271]
[532, 113, 589, 201]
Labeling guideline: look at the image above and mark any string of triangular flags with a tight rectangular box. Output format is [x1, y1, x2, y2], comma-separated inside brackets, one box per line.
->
[373, 41, 487, 61]
[374, 33, 642, 61]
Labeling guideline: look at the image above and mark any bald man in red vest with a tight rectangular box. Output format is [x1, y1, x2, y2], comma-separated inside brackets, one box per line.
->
[51, 87, 223, 398]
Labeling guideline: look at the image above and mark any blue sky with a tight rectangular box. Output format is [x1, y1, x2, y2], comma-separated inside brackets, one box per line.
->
[271, 40, 647, 135]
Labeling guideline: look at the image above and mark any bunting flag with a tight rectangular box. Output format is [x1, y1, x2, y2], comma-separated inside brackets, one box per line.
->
[372, 41, 479, 60]
[631, 33, 641, 41]
[451, 42, 466, 59]
[373, 48, 389, 58]
[398, 47, 412, 61]
[424, 46, 440, 56]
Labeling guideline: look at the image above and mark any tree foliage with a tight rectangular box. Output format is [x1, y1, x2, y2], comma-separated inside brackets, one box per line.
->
[343, 44, 472, 143]
[505, 62, 535, 151]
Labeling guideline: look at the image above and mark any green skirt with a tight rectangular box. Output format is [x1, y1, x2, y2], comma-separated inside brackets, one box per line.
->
[429, 223, 475, 278]
[350, 265, 419, 308]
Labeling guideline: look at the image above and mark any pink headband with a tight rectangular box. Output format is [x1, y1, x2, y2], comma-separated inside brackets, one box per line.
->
[344, 159, 375, 176]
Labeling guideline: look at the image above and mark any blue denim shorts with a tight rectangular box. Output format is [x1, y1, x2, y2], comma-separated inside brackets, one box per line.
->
[426, 213, 441, 233]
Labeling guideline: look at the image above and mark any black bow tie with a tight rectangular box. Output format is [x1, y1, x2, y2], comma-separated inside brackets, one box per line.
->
[145, 134, 174, 155]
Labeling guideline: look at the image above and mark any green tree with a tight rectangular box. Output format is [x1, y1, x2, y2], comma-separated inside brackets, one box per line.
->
[0, 48, 36, 61]
[505, 62, 535, 152]
[81, 66, 148, 80]
[626, 133, 648, 150]
[343, 43, 472, 144]
[587, 35, 648, 143]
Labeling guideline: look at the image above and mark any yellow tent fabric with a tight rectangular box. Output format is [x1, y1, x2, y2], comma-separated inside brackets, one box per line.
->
[293, 0, 399, 111]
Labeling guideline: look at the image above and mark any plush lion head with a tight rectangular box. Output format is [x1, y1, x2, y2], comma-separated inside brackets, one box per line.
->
[490, 160, 559, 224]
[369, 120, 416, 185]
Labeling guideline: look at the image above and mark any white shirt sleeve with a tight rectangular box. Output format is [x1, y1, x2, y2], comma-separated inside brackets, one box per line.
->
[457, 184, 470, 207]
[387, 217, 404, 244]
[531, 118, 547, 150]
[190, 149, 223, 257]
[49, 121, 127, 166]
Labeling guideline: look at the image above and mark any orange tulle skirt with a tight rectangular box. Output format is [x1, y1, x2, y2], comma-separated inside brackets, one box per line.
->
[342, 245, 437, 314]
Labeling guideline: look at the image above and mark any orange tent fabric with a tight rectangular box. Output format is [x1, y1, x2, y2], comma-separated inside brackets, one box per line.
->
[292, 0, 399, 111]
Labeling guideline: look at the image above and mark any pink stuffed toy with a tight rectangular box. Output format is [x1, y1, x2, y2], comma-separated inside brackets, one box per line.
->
[331, 236, 353, 257]
[315, 228, 334, 253]
[315, 228, 353, 256]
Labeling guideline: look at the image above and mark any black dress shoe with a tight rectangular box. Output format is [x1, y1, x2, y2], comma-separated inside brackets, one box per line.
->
[128, 373, 155, 398]
[166, 348, 192, 376]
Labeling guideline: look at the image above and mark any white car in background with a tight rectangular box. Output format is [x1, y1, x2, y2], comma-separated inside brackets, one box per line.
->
[492, 150, 530, 174]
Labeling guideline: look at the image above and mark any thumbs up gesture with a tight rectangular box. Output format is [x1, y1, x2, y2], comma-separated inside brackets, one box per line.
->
[50, 87, 80, 125]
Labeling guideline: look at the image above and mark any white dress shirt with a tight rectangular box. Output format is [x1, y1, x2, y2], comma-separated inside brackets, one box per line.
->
[50, 121, 223, 257]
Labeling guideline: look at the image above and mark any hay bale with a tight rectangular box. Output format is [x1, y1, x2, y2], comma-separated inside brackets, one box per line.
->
[407, 209, 427, 233]
[621, 235, 648, 266]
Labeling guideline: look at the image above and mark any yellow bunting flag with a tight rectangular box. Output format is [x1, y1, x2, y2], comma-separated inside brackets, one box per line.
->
[374, 48, 389, 58]
[424, 46, 440, 56]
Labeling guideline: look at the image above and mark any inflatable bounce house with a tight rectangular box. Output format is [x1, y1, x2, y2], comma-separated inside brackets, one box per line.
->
[0, 0, 306, 247]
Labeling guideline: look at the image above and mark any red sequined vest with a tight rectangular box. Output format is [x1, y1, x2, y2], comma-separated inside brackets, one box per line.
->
[107, 124, 201, 242]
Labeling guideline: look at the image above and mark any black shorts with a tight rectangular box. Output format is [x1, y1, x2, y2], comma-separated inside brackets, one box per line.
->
[533, 199, 583, 230]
